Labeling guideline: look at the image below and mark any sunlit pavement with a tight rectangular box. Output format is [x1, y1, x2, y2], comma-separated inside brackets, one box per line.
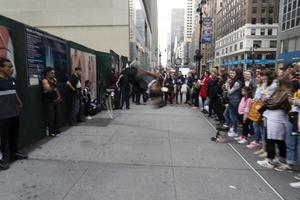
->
[0, 104, 299, 200]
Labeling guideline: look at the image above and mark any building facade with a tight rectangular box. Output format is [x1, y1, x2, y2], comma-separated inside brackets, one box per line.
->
[0, 0, 158, 70]
[170, 8, 185, 66]
[277, 0, 300, 67]
[215, 0, 279, 69]
[183, 0, 196, 65]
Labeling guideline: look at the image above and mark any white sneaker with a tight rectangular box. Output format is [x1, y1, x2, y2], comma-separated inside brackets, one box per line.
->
[257, 159, 274, 169]
[222, 124, 229, 128]
[86, 116, 92, 120]
[228, 129, 238, 137]
[234, 136, 242, 141]
[290, 182, 300, 188]
[238, 138, 248, 144]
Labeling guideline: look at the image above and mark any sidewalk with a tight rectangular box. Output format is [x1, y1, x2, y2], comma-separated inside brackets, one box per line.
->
[0, 104, 298, 200]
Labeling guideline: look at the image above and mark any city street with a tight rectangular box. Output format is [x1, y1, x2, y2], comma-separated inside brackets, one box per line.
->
[0, 104, 299, 200]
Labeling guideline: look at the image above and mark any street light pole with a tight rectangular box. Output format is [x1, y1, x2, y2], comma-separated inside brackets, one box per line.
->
[196, 0, 207, 78]
[250, 46, 256, 70]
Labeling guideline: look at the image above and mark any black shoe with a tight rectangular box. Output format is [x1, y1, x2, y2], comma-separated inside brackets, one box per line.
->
[126, 107, 130, 109]
[0, 160, 9, 170]
[68, 122, 77, 126]
[13, 151, 28, 160]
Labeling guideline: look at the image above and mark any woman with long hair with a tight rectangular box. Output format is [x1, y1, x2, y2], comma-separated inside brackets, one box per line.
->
[224, 69, 243, 137]
[257, 78, 292, 168]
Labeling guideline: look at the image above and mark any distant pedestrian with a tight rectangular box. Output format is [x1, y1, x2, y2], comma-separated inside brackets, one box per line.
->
[67, 67, 83, 125]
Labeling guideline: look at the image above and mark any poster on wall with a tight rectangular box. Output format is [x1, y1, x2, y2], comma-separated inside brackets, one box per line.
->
[110, 50, 120, 73]
[25, 27, 68, 86]
[0, 26, 16, 77]
[70, 48, 97, 99]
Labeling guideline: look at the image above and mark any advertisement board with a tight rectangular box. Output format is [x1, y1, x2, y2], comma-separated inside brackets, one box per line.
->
[70, 48, 97, 99]
[0, 26, 16, 77]
[25, 27, 68, 86]
[202, 17, 213, 44]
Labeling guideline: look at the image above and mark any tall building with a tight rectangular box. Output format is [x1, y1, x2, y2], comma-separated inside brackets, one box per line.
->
[0, 0, 158, 70]
[277, 0, 300, 67]
[129, 0, 158, 70]
[214, 0, 279, 69]
[184, 0, 196, 65]
[170, 8, 184, 66]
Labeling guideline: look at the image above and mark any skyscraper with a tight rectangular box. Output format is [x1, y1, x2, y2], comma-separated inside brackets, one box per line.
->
[184, 0, 196, 65]
[170, 8, 185, 66]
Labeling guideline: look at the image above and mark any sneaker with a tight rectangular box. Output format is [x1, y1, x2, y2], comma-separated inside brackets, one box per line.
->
[258, 152, 267, 158]
[247, 141, 260, 149]
[238, 138, 248, 144]
[289, 182, 300, 188]
[234, 136, 243, 141]
[274, 163, 294, 172]
[0, 160, 9, 170]
[228, 129, 238, 137]
[254, 148, 265, 155]
[86, 116, 92, 120]
[13, 151, 28, 160]
[222, 124, 229, 128]
[272, 158, 286, 166]
[294, 175, 300, 181]
[257, 159, 274, 169]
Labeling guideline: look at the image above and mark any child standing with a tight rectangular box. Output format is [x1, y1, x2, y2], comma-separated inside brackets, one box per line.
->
[237, 87, 252, 144]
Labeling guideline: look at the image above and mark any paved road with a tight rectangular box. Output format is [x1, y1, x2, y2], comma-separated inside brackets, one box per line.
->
[0, 104, 299, 200]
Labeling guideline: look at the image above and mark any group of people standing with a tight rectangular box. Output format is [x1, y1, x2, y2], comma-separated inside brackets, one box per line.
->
[42, 66, 95, 137]
[192, 65, 300, 188]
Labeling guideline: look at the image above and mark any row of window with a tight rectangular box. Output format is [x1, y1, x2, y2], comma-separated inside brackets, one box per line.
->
[217, 28, 276, 47]
[216, 40, 277, 57]
[252, 7, 274, 13]
[253, 0, 273, 3]
[251, 17, 274, 24]
[251, 28, 275, 36]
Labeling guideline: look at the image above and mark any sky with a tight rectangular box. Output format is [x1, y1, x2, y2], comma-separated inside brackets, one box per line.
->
[158, 0, 185, 66]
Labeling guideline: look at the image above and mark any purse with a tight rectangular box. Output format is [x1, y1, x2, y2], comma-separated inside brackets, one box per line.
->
[248, 100, 264, 122]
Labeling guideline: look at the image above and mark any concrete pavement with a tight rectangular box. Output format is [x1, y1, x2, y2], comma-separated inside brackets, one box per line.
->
[0, 104, 299, 200]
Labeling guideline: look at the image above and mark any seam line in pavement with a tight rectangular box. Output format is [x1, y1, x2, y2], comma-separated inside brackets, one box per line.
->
[26, 157, 252, 171]
[200, 113, 286, 200]
[167, 116, 179, 200]
[61, 165, 90, 200]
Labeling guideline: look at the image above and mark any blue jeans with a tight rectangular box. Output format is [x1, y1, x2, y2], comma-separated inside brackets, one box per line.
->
[253, 121, 263, 143]
[228, 99, 240, 132]
[223, 100, 239, 131]
[223, 105, 230, 125]
[286, 121, 298, 165]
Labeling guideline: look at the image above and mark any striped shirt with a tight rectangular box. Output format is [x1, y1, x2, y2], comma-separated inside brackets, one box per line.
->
[0, 77, 19, 120]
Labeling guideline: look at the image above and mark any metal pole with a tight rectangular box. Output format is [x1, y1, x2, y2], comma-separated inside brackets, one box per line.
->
[251, 48, 255, 70]
[198, 13, 202, 78]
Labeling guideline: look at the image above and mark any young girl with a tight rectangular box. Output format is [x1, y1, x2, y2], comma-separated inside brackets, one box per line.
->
[237, 87, 252, 144]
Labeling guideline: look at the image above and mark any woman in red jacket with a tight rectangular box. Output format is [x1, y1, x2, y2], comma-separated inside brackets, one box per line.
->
[199, 71, 211, 111]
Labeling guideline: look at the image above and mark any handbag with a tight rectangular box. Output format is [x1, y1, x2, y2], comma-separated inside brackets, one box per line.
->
[161, 87, 168, 92]
[248, 100, 264, 122]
